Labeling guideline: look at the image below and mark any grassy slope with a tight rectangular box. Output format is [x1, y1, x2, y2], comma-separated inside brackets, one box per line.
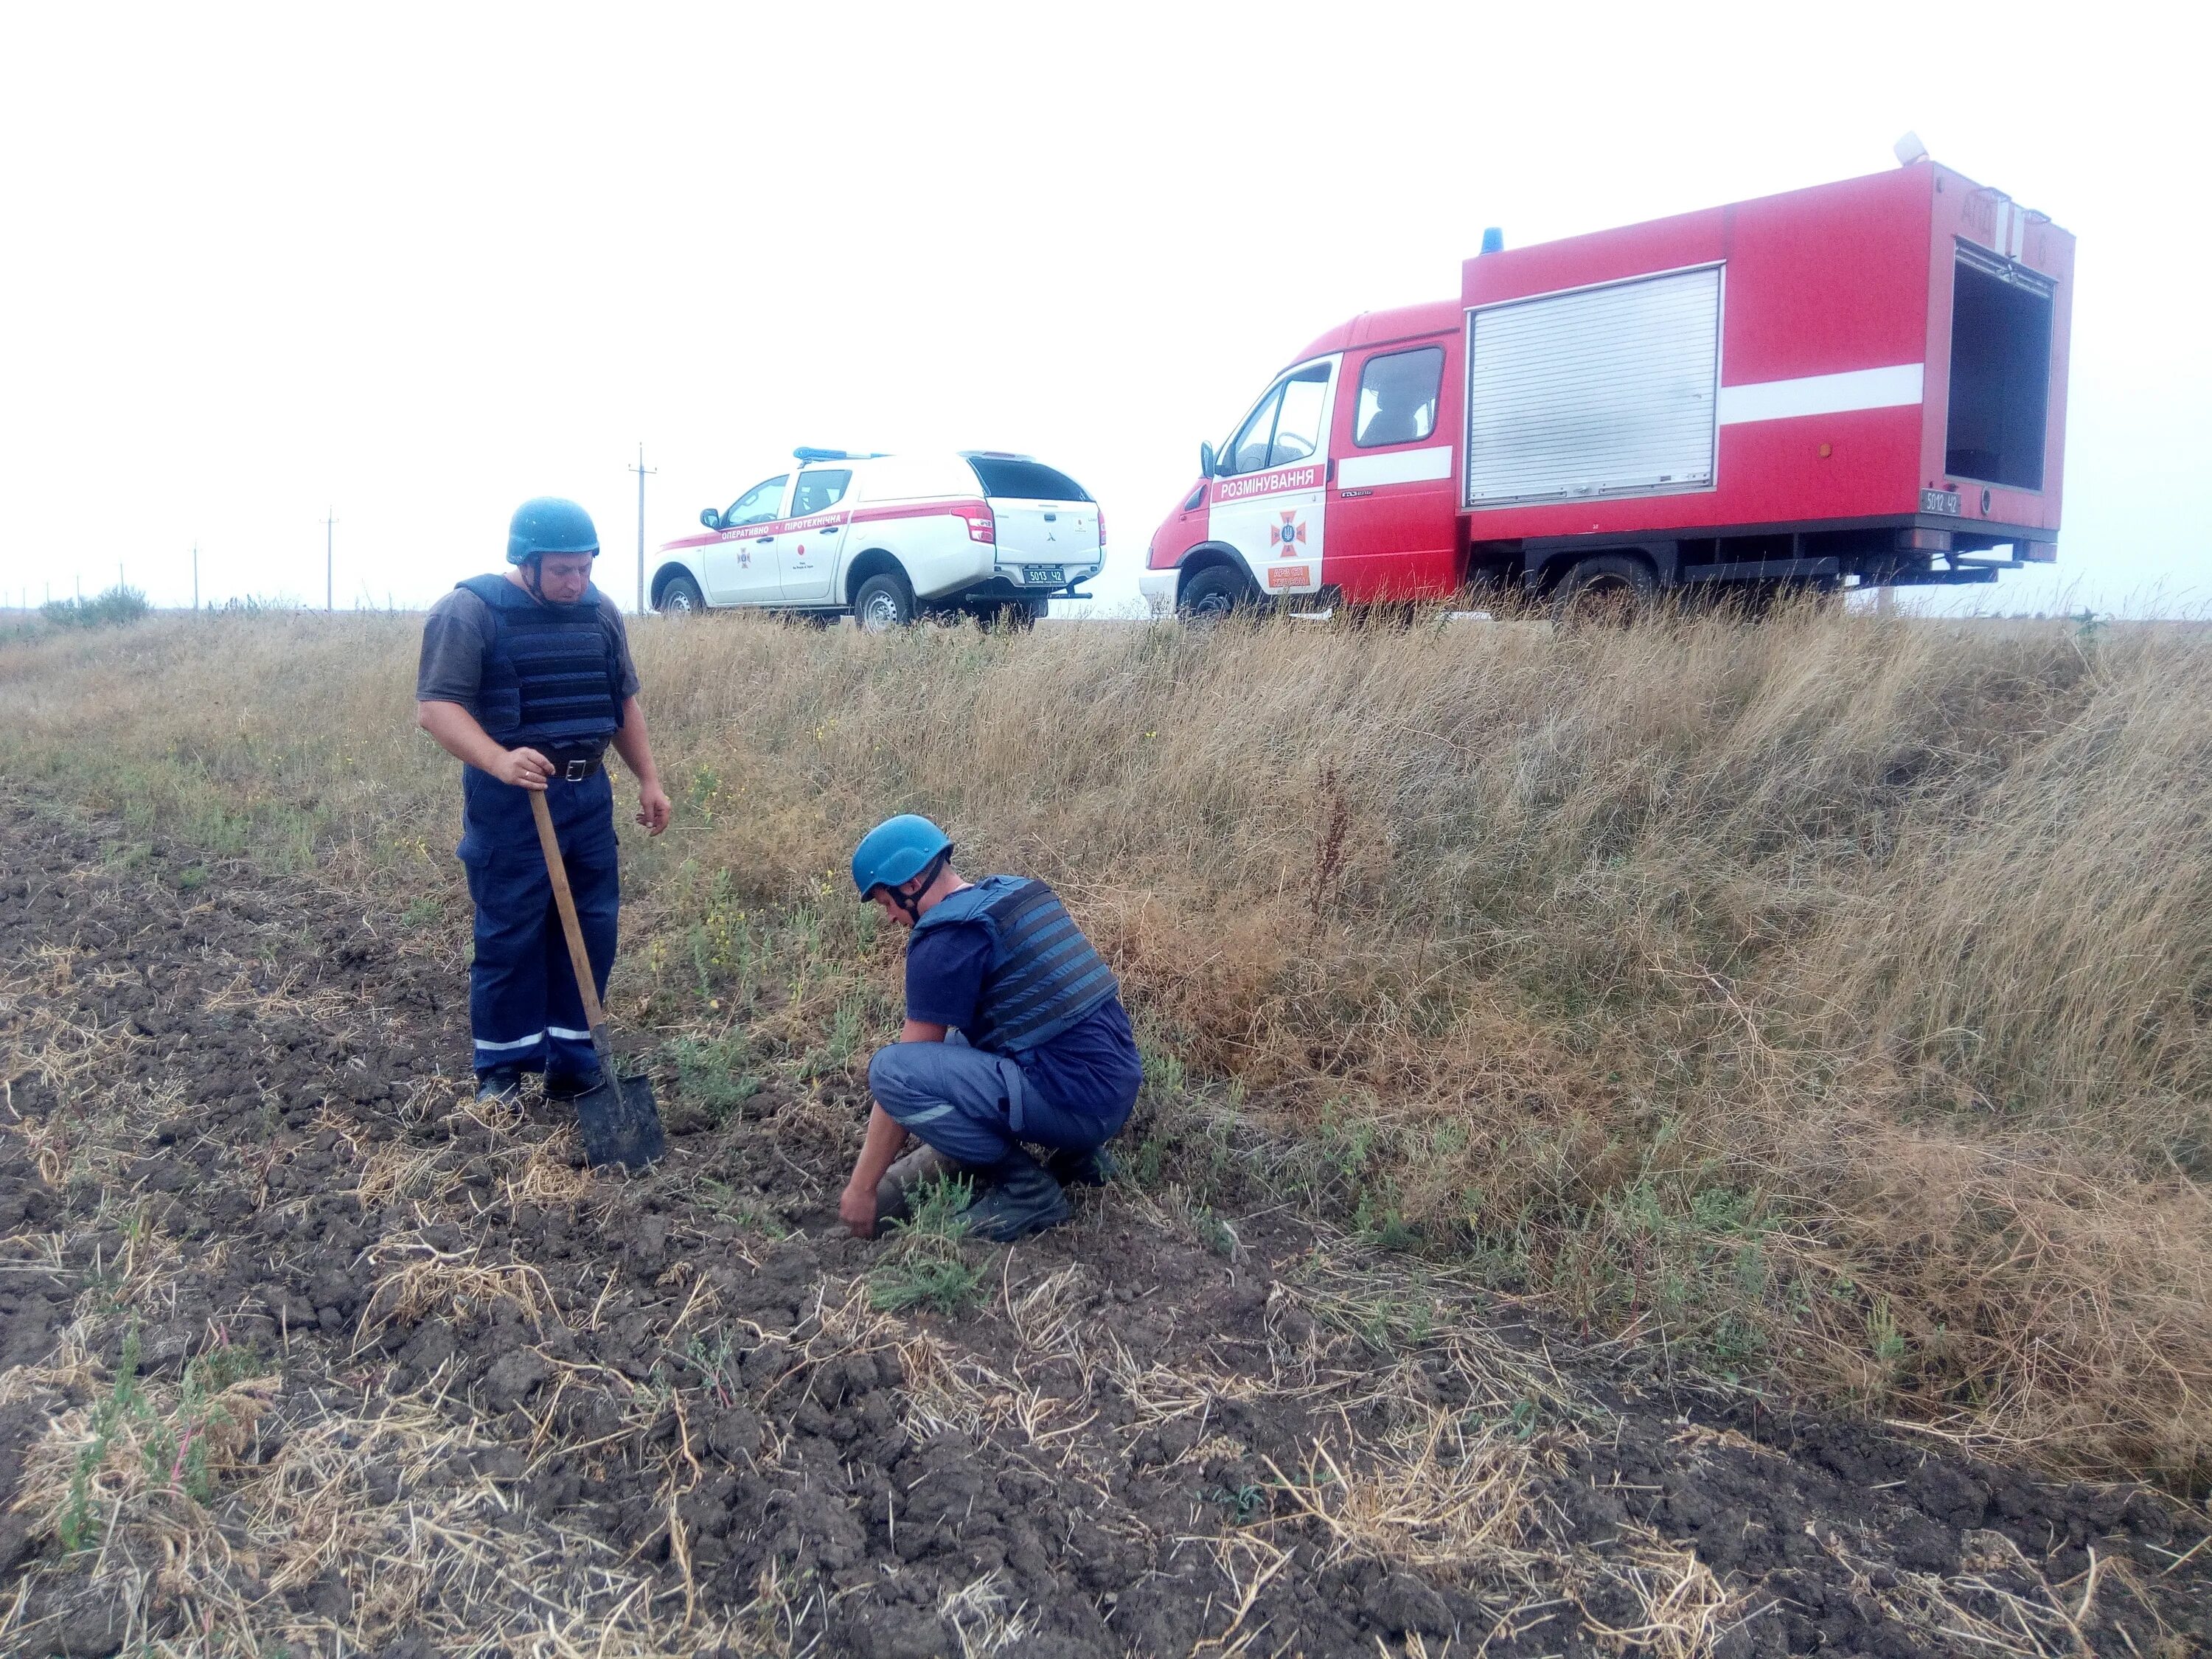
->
[4, 608, 2207, 1487]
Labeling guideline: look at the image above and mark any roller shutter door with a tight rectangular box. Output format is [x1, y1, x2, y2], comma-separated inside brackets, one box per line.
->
[1464, 266, 1721, 507]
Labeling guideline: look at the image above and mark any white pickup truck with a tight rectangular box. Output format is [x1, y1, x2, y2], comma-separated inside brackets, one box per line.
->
[650, 449, 1105, 630]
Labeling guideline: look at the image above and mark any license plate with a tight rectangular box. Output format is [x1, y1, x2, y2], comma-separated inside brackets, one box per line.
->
[1023, 565, 1065, 586]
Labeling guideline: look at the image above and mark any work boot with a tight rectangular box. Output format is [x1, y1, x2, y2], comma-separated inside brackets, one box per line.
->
[1044, 1144, 1116, 1189]
[544, 1068, 603, 1100]
[874, 1144, 958, 1231]
[475, 1065, 524, 1105]
[960, 1150, 1071, 1243]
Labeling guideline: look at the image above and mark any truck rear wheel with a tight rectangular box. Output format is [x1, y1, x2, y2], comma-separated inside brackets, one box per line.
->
[657, 574, 705, 615]
[854, 571, 915, 634]
[1551, 554, 1656, 625]
[1179, 565, 1256, 622]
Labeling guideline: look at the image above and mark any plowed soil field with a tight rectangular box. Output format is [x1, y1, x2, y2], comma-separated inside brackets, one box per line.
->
[2, 793, 2206, 1658]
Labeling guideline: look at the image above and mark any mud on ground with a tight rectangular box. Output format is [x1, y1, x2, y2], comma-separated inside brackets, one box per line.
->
[1, 794, 2205, 1659]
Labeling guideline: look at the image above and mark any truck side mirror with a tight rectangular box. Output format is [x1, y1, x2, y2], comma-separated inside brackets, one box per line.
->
[1199, 441, 1217, 479]
[700, 507, 723, 530]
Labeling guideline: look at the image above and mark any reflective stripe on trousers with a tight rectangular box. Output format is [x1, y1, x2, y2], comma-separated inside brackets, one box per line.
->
[459, 766, 618, 1078]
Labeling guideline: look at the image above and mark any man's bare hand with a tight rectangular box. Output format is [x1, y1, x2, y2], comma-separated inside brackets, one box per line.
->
[636, 780, 672, 835]
[493, 747, 554, 790]
[839, 1181, 879, 1239]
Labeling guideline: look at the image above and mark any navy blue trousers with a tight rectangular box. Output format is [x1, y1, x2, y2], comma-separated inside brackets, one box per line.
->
[868, 1033, 1132, 1168]
[458, 766, 619, 1081]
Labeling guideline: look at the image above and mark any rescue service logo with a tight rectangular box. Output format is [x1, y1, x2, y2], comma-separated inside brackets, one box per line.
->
[1213, 464, 1324, 503]
[1266, 563, 1312, 589]
[1270, 511, 1307, 552]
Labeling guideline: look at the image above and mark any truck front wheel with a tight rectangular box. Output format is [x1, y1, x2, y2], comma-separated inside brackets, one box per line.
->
[1551, 554, 1657, 625]
[1179, 565, 1256, 622]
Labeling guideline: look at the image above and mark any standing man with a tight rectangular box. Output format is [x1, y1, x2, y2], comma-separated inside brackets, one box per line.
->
[415, 498, 672, 1102]
[839, 815, 1143, 1242]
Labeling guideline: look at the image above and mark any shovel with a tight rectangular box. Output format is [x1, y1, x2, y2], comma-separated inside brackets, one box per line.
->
[529, 790, 665, 1171]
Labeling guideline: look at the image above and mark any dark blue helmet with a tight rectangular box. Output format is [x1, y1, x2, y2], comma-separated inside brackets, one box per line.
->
[852, 814, 953, 900]
[507, 497, 599, 565]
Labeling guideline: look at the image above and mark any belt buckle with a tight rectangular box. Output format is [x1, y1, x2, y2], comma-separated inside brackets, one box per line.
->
[563, 758, 588, 783]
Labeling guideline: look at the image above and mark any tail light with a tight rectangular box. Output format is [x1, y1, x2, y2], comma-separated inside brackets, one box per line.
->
[963, 506, 995, 545]
[1096, 507, 1106, 548]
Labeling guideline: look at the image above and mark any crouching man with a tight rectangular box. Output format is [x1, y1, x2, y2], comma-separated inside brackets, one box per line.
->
[838, 815, 1141, 1242]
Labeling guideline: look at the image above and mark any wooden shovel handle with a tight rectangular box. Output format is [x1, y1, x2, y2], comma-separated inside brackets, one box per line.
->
[529, 790, 608, 1030]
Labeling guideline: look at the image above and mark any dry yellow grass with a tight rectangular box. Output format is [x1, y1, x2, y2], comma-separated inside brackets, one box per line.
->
[3, 604, 2208, 1486]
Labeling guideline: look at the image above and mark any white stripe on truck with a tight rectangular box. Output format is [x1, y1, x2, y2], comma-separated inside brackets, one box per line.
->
[1716, 364, 1924, 425]
[1337, 445, 1455, 489]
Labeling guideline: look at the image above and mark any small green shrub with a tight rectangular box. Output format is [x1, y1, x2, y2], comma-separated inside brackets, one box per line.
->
[43, 585, 149, 631]
[869, 1174, 986, 1316]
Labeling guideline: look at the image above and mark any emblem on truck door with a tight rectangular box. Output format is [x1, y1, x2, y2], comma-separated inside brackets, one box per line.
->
[1270, 511, 1309, 552]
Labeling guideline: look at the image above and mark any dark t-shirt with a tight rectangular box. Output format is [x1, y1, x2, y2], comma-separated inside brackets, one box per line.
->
[414, 582, 641, 714]
[906, 918, 1142, 1119]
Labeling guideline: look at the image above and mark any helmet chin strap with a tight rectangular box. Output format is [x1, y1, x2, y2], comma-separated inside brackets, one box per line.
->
[891, 849, 951, 922]
[521, 555, 547, 603]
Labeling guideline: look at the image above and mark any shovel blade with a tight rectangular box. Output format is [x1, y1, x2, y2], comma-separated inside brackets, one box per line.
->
[574, 1073, 664, 1172]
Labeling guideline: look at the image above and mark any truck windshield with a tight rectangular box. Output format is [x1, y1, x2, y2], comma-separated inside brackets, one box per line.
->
[965, 457, 1091, 501]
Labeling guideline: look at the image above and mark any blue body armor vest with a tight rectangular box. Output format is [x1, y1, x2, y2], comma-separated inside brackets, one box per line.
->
[458, 575, 624, 754]
[911, 875, 1119, 1054]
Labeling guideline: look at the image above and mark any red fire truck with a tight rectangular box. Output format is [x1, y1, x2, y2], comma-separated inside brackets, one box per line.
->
[1141, 151, 2073, 615]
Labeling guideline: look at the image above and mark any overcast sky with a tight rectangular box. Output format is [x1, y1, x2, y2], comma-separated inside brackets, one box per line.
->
[3, 1, 2205, 617]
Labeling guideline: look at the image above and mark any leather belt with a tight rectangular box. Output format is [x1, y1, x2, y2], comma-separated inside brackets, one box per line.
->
[545, 751, 605, 782]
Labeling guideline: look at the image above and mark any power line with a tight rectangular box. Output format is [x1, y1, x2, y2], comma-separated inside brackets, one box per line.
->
[627, 443, 657, 615]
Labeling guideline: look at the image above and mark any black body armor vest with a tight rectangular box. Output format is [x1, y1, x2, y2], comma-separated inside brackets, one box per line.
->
[911, 875, 1119, 1054]
[457, 574, 623, 754]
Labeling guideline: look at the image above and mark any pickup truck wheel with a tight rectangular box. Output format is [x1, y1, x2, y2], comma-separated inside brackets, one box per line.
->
[854, 572, 915, 634]
[1551, 554, 1657, 625]
[1178, 565, 1256, 622]
[657, 574, 705, 615]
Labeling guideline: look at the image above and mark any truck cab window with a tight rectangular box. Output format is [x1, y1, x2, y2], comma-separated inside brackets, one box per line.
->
[1221, 364, 1331, 476]
[1354, 347, 1444, 447]
[1270, 366, 1329, 465]
[726, 474, 790, 526]
[1222, 386, 1286, 476]
[790, 468, 852, 516]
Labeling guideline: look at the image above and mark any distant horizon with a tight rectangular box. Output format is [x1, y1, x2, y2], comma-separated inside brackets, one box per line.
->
[4, 4, 2203, 620]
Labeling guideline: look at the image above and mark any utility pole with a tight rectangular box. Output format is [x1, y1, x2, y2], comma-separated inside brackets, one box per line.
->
[628, 443, 657, 614]
[324, 507, 338, 612]
[192, 544, 199, 611]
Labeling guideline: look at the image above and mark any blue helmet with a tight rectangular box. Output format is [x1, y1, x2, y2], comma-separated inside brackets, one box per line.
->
[852, 814, 953, 900]
[507, 497, 599, 565]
